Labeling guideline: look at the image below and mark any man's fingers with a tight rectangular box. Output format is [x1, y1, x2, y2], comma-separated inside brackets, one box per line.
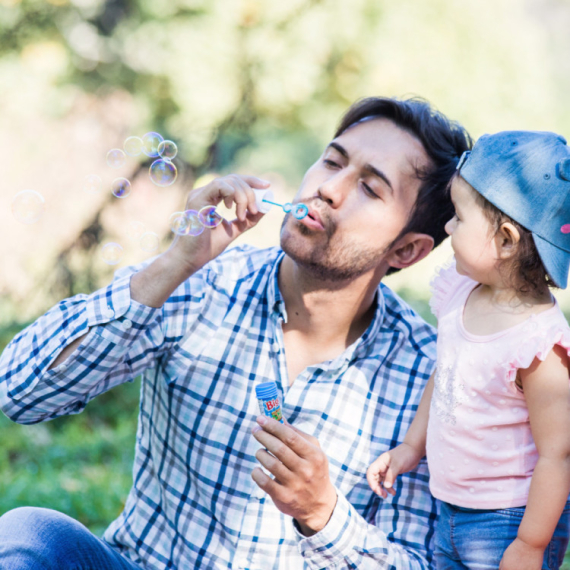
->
[255, 417, 315, 460]
[252, 425, 302, 471]
[255, 449, 291, 483]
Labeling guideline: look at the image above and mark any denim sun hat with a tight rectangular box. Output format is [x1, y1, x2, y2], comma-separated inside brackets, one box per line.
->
[456, 130, 570, 288]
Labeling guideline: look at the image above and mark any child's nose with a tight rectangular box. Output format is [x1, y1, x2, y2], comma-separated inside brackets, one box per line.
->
[444, 218, 455, 236]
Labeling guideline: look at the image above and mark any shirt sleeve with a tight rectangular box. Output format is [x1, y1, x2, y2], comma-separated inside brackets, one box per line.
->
[295, 484, 434, 570]
[428, 258, 473, 320]
[0, 261, 206, 425]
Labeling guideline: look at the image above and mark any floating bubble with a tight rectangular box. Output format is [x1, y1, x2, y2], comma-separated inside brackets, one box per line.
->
[292, 203, 309, 220]
[141, 132, 164, 158]
[106, 148, 127, 169]
[198, 205, 223, 228]
[83, 174, 102, 194]
[283, 203, 292, 213]
[169, 211, 189, 235]
[149, 159, 177, 187]
[181, 209, 204, 236]
[140, 231, 160, 252]
[158, 140, 178, 161]
[101, 242, 123, 265]
[124, 136, 143, 157]
[12, 190, 45, 224]
[111, 177, 131, 198]
[126, 220, 146, 240]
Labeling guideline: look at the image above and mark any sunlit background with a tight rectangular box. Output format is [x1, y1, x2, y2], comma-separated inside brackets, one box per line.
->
[2, 0, 570, 556]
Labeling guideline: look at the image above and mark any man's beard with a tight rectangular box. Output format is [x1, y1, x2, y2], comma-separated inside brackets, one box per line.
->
[280, 213, 388, 282]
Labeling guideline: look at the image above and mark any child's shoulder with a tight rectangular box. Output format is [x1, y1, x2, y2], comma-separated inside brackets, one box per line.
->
[429, 258, 476, 320]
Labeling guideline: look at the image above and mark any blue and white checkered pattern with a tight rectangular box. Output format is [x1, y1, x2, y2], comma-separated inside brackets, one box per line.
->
[0, 246, 438, 570]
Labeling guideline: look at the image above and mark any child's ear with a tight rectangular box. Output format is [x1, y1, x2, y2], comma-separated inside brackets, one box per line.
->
[495, 222, 520, 259]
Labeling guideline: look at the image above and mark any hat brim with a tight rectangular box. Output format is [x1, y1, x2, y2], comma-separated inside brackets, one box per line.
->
[532, 233, 570, 289]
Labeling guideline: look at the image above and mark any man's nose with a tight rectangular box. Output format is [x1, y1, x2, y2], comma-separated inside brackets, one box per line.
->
[317, 170, 352, 207]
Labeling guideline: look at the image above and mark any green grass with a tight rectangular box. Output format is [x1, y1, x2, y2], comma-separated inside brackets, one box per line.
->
[0, 377, 140, 537]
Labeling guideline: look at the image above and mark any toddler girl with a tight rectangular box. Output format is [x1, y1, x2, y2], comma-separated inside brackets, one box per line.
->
[367, 131, 570, 569]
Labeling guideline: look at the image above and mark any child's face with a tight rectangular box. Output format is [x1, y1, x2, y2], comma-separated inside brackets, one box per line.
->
[445, 176, 499, 282]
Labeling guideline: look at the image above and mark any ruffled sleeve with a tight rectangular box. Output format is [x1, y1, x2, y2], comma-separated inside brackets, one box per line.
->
[429, 258, 466, 320]
[505, 314, 570, 388]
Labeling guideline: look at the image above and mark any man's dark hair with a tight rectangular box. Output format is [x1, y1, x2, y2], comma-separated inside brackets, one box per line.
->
[335, 96, 473, 274]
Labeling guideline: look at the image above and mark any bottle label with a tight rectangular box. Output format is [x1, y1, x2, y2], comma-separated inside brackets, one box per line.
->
[258, 397, 283, 423]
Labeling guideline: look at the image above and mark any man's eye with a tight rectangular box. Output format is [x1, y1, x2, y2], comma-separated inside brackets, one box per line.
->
[362, 182, 379, 198]
[323, 159, 340, 168]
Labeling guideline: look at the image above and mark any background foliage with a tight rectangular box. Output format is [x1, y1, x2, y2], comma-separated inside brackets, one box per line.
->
[1, 0, 570, 563]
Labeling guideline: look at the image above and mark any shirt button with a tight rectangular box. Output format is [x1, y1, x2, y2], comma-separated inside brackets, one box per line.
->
[58, 363, 67, 372]
[105, 307, 114, 319]
[122, 319, 132, 330]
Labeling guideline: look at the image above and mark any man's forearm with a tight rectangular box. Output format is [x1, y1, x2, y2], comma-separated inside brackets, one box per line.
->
[130, 246, 201, 308]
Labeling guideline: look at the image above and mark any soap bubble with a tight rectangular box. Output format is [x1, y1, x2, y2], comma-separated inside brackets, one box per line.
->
[83, 174, 102, 193]
[169, 211, 189, 235]
[141, 132, 164, 158]
[126, 220, 146, 240]
[101, 242, 123, 265]
[181, 209, 204, 236]
[198, 205, 223, 228]
[111, 178, 131, 198]
[158, 140, 178, 161]
[140, 231, 160, 252]
[106, 148, 127, 169]
[12, 190, 45, 224]
[124, 136, 143, 157]
[292, 203, 309, 220]
[149, 159, 177, 187]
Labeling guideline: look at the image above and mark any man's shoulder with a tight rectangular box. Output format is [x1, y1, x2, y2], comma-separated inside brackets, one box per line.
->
[378, 283, 437, 362]
[205, 245, 281, 283]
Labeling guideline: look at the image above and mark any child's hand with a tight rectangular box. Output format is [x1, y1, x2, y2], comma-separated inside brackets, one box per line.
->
[366, 443, 423, 499]
[499, 537, 544, 570]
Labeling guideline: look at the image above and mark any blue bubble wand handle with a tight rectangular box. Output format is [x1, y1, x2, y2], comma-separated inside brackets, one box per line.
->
[252, 189, 309, 220]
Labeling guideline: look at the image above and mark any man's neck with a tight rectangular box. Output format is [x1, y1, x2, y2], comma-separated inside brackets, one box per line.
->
[278, 255, 385, 355]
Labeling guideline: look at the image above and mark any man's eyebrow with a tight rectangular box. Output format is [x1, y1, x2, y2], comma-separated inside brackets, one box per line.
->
[327, 141, 394, 193]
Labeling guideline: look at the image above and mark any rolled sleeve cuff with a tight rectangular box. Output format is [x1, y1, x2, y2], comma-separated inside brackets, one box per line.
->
[295, 491, 375, 569]
[84, 272, 162, 343]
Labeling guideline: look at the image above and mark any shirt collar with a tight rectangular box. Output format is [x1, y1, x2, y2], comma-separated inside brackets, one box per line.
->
[266, 250, 386, 361]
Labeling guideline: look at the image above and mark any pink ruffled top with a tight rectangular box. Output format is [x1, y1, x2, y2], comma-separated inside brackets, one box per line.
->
[426, 260, 570, 509]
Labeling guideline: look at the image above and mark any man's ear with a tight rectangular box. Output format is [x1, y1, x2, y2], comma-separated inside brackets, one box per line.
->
[385, 233, 435, 270]
[495, 222, 520, 259]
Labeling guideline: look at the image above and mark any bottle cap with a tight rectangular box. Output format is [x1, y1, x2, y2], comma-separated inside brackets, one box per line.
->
[255, 381, 278, 400]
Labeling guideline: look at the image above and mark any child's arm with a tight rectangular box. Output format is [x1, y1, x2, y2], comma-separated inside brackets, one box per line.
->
[367, 371, 434, 499]
[500, 344, 570, 570]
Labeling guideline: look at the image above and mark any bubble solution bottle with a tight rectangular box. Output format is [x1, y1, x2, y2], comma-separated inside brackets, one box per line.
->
[255, 381, 284, 423]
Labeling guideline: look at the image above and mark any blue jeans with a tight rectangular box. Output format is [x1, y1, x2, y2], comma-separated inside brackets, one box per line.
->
[0, 507, 142, 570]
[435, 500, 570, 569]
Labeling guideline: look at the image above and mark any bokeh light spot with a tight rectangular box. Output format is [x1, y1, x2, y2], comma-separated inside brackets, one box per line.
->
[101, 242, 123, 265]
[158, 140, 178, 160]
[12, 190, 45, 224]
[126, 220, 146, 240]
[111, 178, 132, 198]
[106, 148, 127, 169]
[142, 132, 164, 158]
[149, 159, 177, 187]
[83, 174, 102, 193]
[140, 231, 160, 252]
[124, 136, 144, 157]
[198, 205, 223, 228]
[182, 210, 204, 236]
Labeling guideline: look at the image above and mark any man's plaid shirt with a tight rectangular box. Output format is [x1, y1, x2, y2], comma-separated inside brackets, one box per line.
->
[0, 246, 438, 569]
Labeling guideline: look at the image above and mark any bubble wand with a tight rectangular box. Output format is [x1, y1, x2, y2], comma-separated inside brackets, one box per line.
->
[252, 188, 309, 220]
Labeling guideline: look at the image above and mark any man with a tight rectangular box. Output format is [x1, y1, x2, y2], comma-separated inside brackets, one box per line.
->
[0, 97, 471, 569]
